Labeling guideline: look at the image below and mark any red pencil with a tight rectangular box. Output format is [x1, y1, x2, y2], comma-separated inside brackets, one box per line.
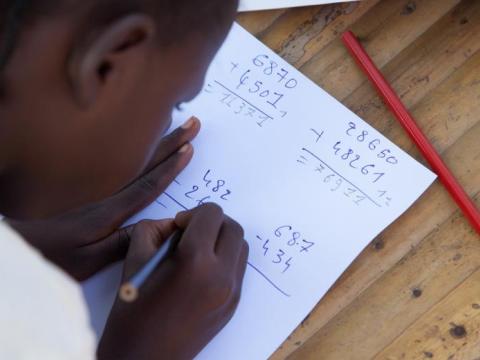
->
[341, 30, 480, 235]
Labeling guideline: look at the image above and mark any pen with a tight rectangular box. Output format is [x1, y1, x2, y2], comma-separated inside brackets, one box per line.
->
[341, 30, 480, 235]
[119, 230, 182, 303]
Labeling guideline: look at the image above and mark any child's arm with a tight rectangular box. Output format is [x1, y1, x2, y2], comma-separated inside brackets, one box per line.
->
[7, 118, 201, 281]
[98, 204, 249, 360]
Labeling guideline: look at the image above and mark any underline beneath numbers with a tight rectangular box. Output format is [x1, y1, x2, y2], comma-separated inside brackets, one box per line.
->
[160, 191, 291, 297]
[163, 192, 189, 211]
[247, 262, 291, 297]
[302, 148, 381, 207]
[155, 200, 167, 209]
[213, 80, 274, 120]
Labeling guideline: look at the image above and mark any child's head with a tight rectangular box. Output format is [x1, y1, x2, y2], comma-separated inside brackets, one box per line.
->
[0, 0, 238, 219]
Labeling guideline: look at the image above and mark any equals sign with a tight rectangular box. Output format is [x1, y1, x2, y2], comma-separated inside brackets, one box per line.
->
[297, 154, 309, 165]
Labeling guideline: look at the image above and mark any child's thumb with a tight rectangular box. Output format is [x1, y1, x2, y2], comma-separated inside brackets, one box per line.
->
[122, 219, 176, 280]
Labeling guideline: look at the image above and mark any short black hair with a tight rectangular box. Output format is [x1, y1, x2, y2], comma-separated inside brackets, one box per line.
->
[0, 0, 237, 94]
[0, 0, 30, 71]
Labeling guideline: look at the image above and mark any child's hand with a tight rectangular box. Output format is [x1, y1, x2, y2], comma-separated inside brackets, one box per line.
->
[6, 118, 201, 281]
[98, 204, 249, 360]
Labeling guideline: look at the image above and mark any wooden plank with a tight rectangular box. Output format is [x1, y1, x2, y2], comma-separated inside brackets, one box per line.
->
[300, 0, 461, 101]
[237, 9, 286, 36]
[343, 0, 480, 152]
[374, 269, 480, 359]
[256, 1, 380, 66]
[272, 38, 480, 360]
[288, 195, 480, 359]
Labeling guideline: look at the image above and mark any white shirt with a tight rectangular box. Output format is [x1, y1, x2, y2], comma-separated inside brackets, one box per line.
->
[0, 221, 96, 359]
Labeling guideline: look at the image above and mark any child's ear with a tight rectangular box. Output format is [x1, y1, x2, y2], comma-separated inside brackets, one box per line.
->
[68, 14, 156, 107]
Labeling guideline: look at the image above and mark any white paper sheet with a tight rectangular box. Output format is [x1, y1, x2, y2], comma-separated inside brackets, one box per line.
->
[83, 23, 436, 360]
[239, 0, 357, 12]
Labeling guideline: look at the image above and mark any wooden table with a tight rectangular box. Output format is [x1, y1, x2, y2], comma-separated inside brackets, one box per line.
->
[238, 0, 480, 358]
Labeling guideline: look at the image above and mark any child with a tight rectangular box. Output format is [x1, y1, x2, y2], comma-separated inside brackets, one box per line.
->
[0, 0, 248, 358]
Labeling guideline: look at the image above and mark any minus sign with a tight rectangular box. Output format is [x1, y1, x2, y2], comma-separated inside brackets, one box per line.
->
[155, 200, 167, 209]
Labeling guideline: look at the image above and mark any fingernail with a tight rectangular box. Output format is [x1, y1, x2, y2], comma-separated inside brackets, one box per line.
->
[182, 117, 197, 129]
[178, 143, 192, 154]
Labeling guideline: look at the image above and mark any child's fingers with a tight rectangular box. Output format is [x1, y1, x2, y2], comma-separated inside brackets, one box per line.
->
[175, 203, 225, 256]
[70, 224, 136, 280]
[173, 204, 208, 228]
[73, 219, 175, 281]
[232, 241, 249, 310]
[12, 141, 194, 252]
[144, 116, 201, 172]
[121, 219, 176, 280]
[92, 142, 194, 233]
[236, 241, 249, 286]
[215, 218, 245, 261]
[75, 117, 199, 239]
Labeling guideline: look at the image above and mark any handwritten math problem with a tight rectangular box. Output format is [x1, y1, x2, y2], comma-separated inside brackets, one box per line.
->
[233, 54, 298, 119]
[156, 169, 233, 211]
[255, 225, 315, 275]
[204, 81, 273, 127]
[202, 53, 300, 128]
[296, 121, 399, 208]
[183, 169, 232, 205]
[156, 171, 301, 298]
[83, 23, 436, 360]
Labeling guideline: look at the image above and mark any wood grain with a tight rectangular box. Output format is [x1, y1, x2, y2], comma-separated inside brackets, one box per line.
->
[238, 0, 480, 358]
